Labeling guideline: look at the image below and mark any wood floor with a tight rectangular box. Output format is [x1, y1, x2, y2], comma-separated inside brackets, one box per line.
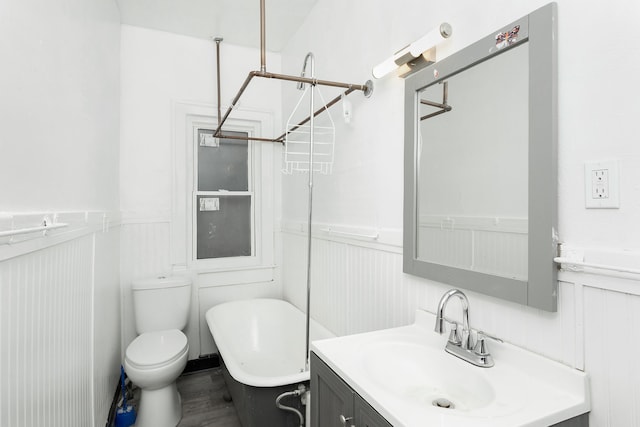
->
[115, 368, 241, 427]
[176, 368, 242, 427]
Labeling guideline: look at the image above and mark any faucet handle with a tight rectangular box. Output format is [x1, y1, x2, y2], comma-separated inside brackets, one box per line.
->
[473, 331, 502, 356]
[447, 322, 462, 346]
[473, 335, 490, 356]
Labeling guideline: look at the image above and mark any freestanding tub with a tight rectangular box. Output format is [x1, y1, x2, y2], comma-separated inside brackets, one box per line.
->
[205, 298, 334, 427]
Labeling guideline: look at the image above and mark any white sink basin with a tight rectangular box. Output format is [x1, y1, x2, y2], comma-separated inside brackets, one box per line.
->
[362, 341, 497, 413]
[311, 310, 590, 427]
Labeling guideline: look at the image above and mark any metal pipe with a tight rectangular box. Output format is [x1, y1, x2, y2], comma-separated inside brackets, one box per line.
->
[420, 99, 450, 109]
[260, 0, 266, 72]
[254, 70, 369, 92]
[214, 37, 223, 128]
[213, 71, 258, 137]
[421, 108, 451, 121]
[443, 80, 449, 105]
[303, 53, 315, 372]
[215, 133, 285, 143]
[275, 386, 305, 427]
[297, 53, 313, 90]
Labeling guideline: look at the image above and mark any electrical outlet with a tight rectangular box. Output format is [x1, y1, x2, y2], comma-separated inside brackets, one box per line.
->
[591, 169, 609, 199]
[585, 161, 620, 208]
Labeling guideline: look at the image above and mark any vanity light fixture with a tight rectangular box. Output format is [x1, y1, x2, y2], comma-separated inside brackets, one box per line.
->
[372, 23, 452, 79]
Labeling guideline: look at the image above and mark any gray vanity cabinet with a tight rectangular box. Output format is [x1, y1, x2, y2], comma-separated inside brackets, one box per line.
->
[354, 394, 393, 427]
[311, 352, 392, 427]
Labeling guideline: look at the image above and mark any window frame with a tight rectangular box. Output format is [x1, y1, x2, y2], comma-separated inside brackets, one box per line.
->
[191, 125, 257, 267]
[172, 101, 275, 275]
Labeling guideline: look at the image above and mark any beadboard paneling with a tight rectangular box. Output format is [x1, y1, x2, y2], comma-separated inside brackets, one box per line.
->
[583, 287, 640, 427]
[0, 237, 94, 427]
[93, 229, 122, 426]
[284, 232, 428, 337]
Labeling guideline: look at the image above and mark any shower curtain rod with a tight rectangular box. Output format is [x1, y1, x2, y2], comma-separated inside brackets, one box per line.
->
[212, 0, 373, 144]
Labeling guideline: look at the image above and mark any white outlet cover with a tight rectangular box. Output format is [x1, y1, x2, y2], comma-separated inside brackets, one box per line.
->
[584, 160, 620, 208]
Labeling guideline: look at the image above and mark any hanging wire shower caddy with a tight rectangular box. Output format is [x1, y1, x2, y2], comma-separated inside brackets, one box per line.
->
[282, 84, 335, 175]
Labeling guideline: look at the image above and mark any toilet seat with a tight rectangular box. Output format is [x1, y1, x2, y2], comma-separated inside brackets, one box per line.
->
[125, 329, 188, 370]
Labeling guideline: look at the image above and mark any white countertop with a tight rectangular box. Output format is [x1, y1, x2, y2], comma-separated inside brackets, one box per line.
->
[311, 310, 590, 427]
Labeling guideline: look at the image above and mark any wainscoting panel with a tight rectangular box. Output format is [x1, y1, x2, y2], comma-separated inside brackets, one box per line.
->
[0, 236, 94, 427]
[93, 229, 122, 426]
[583, 286, 640, 427]
[283, 232, 429, 337]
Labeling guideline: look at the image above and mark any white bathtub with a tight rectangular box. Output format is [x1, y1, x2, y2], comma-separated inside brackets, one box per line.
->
[205, 298, 334, 387]
[206, 298, 334, 427]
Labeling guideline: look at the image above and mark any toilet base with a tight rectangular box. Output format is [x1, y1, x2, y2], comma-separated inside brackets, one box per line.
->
[135, 382, 182, 427]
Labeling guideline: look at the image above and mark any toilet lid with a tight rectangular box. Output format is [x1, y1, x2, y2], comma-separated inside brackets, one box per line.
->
[125, 329, 188, 369]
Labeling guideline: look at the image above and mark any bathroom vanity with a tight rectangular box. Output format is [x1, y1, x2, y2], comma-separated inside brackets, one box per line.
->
[310, 309, 590, 427]
[310, 352, 391, 427]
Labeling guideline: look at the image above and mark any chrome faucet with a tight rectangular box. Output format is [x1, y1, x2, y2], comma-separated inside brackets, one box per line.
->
[434, 289, 500, 368]
[435, 289, 471, 349]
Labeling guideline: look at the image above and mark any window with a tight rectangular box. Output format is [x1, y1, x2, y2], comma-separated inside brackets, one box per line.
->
[194, 129, 253, 260]
[172, 101, 275, 275]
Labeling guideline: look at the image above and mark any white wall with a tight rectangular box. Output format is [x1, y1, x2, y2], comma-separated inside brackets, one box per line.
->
[280, 1, 640, 426]
[119, 25, 284, 357]
[0, 0, 121, 425]
[0, 0, 120, 212]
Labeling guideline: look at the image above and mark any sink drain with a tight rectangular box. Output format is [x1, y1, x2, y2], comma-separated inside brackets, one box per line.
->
[432, 398, 455, 409]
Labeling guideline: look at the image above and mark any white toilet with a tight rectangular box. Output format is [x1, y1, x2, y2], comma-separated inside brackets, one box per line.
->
[124, 276, 191, 427]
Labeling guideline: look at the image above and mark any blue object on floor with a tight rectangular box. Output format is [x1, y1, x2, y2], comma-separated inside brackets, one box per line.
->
[115, 365, 136, 427]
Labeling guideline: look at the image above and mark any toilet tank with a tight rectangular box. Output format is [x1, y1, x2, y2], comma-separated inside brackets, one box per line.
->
[132, 276, 191, 334]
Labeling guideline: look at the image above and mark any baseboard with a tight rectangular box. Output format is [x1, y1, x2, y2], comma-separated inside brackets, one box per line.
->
[183, 353, 220, 374]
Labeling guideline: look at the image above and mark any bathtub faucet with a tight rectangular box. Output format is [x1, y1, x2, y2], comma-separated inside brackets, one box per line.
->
[434, 289, 499, 368]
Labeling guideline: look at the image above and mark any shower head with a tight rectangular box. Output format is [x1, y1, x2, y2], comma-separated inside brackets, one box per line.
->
[297, 53, 315, 90]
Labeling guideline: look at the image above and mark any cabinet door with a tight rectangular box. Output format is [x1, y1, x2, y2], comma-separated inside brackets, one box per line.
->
[311, 353, 355, 427]
[355, 394, 393, 427]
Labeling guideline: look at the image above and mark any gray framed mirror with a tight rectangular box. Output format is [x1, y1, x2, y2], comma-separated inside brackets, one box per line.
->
[403, 3, 558, 311]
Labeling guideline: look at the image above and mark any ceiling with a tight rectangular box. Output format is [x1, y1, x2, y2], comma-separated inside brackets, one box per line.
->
[115, 0, 318, 51]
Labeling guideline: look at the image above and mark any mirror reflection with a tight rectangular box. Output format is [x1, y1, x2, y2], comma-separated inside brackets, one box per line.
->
[417, 43, 529, 281]
[404, 3, 558, 311]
